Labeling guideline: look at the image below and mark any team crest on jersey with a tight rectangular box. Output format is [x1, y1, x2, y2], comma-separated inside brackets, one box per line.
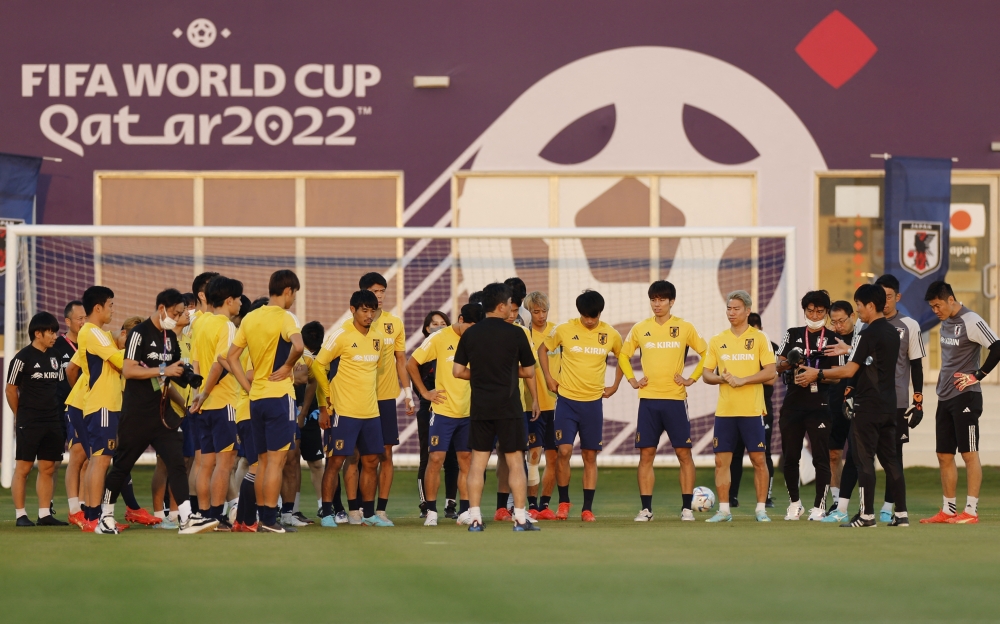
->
[598, 333, 608, 345]
[108, 439, 116, 451]
[50, 357, 58, 369]
[431, 436, 439, 447]
[744, 338, 754, 350]
[670, 326, 679, 338]
[335, 439, 344, 450]
[555, 430, 562, 441]
[896, 327, 905, 339]
[955, 325, 962, 337]
[900, 221, 942, 278]
[383, 323, 393, 335]
[713, 437, 719, 448]
[528, 434, 536, 444]
[373, 339, 381, 351]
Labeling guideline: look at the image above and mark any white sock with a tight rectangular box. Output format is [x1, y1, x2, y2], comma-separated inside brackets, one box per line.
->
[168, 511, 179, 522]
[965, 496, 979, 516]
[881, 501, 893, 513]
[506, 493, 514, 510]
[830, 487, 840, 501]
[943, 496, 957, 515]
[68, 497, 81, 514]
[15, 508, 26, 518]
[755, 502, 765, 512]
[513, 507, 526, 523]
[767, 477, 773, 498]
[38, 507, 51, 518]
[317, 498, 323, 511]
[790, 499, 801, 509]
[178, 500, 192, 524]
[292, 492, 300, 513]
[837, 498, 849, 513]
[102, 503, 115, 518]
[154, 510, 166, 519]
[719, 502, 731, 514]
[228, 498, 238, 514]
[470, 506, 482, 522]
[895, 511, 908, 518]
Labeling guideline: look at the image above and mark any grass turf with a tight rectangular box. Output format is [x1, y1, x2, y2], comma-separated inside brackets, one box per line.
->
[0, 465, 997, 623]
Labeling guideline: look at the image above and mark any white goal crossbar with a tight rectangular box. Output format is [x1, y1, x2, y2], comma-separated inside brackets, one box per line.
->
[1, 225, 795, 485]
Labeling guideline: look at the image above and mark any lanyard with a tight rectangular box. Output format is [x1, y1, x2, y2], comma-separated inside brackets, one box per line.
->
[803, 327, 826, 361]
[61, 333, 78, 353]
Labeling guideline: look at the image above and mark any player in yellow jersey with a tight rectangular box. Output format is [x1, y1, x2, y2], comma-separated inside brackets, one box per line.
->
[538, 290, 624, 522]
[75, 286, 125, 531]
[313, 290, 390, 527]
[619, 280, 707, 522]
[407, 302, 485, 526]
[522, 291, 559, 520]
[351, 272, 414, 526]
[702, 290, 776, 523]
[227, 270, 304, 534]
[231, 296, 262, 532]
[190, 276, 244, 529]
[184, 273, 218, 512]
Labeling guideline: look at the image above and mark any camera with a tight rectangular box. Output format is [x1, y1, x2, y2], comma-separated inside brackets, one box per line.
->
[782, 347, 805, 385]
[172, 363, 204, 389]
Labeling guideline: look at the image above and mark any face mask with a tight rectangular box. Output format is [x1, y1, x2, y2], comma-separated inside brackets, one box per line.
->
[160, 311, 177, 331]
[805, 318, 826, 330]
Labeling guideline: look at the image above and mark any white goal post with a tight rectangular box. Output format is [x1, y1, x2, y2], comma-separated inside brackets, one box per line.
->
[1, 224, 796, 486]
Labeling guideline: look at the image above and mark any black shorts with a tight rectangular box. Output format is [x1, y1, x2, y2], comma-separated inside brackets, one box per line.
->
[936, 392, 982, 454]
[828, 403, 851, 451]
[895, 408, 910, 445]
[299, 417, 324, 462]
[470, 418, 527, 454]
[15, 423, 65, 462]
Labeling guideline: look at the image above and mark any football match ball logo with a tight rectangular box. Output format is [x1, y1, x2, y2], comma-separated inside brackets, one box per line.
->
[900, 221, 942, 278]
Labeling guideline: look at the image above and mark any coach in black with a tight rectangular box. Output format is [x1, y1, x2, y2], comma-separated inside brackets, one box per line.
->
[797, 284, 907, 527]
[96, 289, 216, 535]
[5, 312, 69, 526]
[453, 282, 540, 532]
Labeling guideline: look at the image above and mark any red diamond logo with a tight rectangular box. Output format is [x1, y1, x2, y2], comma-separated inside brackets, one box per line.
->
[796, 10, 877, 89]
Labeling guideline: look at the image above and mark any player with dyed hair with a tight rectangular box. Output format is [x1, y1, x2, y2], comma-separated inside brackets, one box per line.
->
[522, 290, 560, 519]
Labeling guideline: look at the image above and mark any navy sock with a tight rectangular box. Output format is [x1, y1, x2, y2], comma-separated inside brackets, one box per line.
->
[460, 500, 469, 514]
[376, 497, 389, 512]
[497, 492, 507, 510]
[259, 505, 277, 526]
[558, 485, 570, 504]
[333, 483, 345, 513]
[640, 494, 652, 512]
[320, 502, 333, 517]
[348, 497, 361, 511]
[528, 496, 538, 510]
[121, 478, 140, 511]
[211, 504, 225, 520]
[362, 500, 375, 518]
[426, 500, 438, 513]
[238, 474, 256, 524]
[540, 495, 551, 509]
[84, 505, 97, 521]
[682, 493, 693, 511]
[188, 495, 199, 509]
[582, 489, 595, 512]
[280, 500, 294, 514]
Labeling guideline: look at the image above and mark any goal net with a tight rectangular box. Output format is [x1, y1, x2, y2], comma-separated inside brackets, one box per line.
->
[2, 225, 795, 483]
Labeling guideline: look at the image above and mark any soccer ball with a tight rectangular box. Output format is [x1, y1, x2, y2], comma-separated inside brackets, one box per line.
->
[692, 486, 716, 512]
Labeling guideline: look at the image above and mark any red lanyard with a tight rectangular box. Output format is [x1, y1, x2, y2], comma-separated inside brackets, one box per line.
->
[61, 333, 78, 353]
[803, 327, 826, 358]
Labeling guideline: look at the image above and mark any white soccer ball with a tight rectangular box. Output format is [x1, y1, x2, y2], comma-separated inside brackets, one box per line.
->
[692, 486, 716, 512]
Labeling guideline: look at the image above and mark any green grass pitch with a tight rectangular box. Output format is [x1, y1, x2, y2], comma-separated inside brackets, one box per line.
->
[1, 465, 997, 622]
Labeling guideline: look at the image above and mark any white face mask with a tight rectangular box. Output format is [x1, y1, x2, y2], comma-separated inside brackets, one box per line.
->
[160, 311, 178, 331]
[805, 318, 826, 331]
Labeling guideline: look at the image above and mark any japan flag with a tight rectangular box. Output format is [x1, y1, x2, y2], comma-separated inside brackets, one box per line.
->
[950, 203, 985, 238]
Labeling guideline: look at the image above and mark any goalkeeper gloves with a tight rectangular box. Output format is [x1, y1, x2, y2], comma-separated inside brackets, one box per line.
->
[905, 393, 923, 428]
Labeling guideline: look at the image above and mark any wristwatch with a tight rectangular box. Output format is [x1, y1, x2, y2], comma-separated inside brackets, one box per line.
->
[817, 369, 825, 382]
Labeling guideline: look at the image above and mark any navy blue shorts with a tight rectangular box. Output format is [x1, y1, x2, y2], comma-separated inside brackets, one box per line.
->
[378, 399, 398, 446]
[713, 416, 767, 454]
[236, 420, 257, 465]
[86, 408, 119, 457]
[636, 399, 692, 449]
[324, 414, 384, 457]
[182, 410, 200, 458]
[429, 413, 470, 453]
[554, 396, 603, 451]
[526, 410, 555, 449]
[250, 395, 296, 454]
[67, 406, 88, 453]
[199, 405, 237, 454]
[64, 409, 75, 445]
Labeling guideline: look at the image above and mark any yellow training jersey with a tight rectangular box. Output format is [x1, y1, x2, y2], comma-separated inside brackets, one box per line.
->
[234, 349, 251, 423]
[232, 305, 301, 401]
[301, 352, 330, 414]
[704, 326, 775, 417]
[525, 322, 559, 411]
[66, 348, 89, 410]
[619, 316, 708, 400]
[315, 323, 379, 419]
[544, 319, 623, 402]
[369, 310, 406, 401]
[78, 322, 125, 414]
[191, 312, 239, 410]
[411, 326, 470, 418]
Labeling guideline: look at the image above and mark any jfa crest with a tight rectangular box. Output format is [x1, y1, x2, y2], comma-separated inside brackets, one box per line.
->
[555, 430, 563, 441]
[430, 436, 439, 447]
[108, 439, 117, 451]
[50, 357, 58, 369]
[383, 322, 393, 335]
[598, 333, 608, 345]
[744, 338, 754, 350]
[669, 326, 679, 338]
[900, 221, 942, 278]
[335, 439, 344, 450]
[373, 339, 381, 351]
[955, 324, 962, 337]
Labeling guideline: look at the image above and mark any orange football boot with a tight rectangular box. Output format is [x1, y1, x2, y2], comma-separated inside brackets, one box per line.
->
[494, 508, 512, 522]
[947, 512, 979, 524]
[79, 518, 98, 533]
[125, 507, 162, 526]
[67, 511, 85, 527]
[581, 510, 596, 522]
[116, 522, 130, 531]
[556, 502, 570, 520]
[535, 507, 558, 520]
[919, 510, 956, 524]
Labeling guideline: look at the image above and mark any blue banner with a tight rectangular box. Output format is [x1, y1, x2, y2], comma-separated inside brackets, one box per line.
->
[0, 152, 42, 334]
[884, 156, 952, 332]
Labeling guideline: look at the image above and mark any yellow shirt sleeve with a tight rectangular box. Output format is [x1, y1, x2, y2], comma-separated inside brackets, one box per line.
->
[281, 311, 301, 341]
[71, 348, 84, 367]
[617, 327, 636, 379]
[704, 339, 719, 373]
[86, 326, 125, 368]
[313, 332, 345, 410]
[688, 326, 708, 381]
[543, 325, 562, 352]
[759, 335, 776, 366]
[412, 334, 436, 365]
[232, 325, 247, 349]
[393, 320, 406, 353]
[215, 320, 235, 360]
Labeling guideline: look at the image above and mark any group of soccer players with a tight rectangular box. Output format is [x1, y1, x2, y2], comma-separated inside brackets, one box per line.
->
[6, 266, 997, 532]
